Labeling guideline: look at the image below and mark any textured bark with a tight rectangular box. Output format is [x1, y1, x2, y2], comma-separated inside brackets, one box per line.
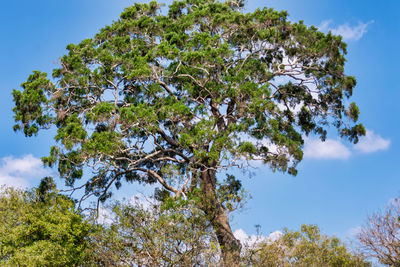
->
[199, 167, 241, 266]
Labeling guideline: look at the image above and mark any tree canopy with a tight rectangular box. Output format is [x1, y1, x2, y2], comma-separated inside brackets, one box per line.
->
[89, 197, 221, 266]
[0, 180, 92, 266]
[12, 0, 365, 264]
[0, 183, 370, 266]
[243, 224, 370, 267]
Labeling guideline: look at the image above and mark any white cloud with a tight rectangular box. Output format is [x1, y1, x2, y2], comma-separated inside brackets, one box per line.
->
[318, 20, 333, 32]
[234, 228, 250, 243]
[304, 138, 351, 160]
[0, 154, 50, 188]
[303, 129, 390, 160]
[354, 130, 390, 153]
[318, 20, 373, 41]
[268, 230, 283, 242]
[96, 206, 114, 225]
[234, 228, 283, 247]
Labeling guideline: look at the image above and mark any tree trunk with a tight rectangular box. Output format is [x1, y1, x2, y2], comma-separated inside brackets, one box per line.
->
[199, 166, 241, 266]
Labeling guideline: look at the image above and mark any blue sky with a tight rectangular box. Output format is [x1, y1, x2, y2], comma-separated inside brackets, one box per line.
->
[1, 0, 399, 244]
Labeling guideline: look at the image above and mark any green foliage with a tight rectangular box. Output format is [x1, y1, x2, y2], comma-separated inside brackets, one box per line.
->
[348, 102, 360, 122]
[0, 183, 370, 266]
[12, 71, 53, 136]
[11, 0, 366, 262]
[86, 204, 370, 266]
[243, 224, 371, 267]
[0, 182, 93, 266]
[12, 0, 365, 195]
[88, 197, 221, 266]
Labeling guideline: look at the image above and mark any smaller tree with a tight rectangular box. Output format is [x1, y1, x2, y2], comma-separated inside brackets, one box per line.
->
[0, 179, 93, 266]
[88, 196, 221, 266]
[242, 224, 370, 267]
[358, 198, 400, 266]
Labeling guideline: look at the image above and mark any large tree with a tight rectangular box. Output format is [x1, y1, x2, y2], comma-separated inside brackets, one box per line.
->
[12, 0, 365, 264]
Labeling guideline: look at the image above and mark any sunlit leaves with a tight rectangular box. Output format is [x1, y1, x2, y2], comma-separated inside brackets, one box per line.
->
[0, 185, 92, 266]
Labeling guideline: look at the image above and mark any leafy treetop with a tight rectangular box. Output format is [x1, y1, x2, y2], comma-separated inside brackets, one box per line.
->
[12, 0, 364, 201]
[0, 180, 92, 266]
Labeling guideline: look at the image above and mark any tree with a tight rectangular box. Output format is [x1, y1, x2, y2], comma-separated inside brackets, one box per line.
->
[0, 179, 93, 266]
[358, 197, 400, 266]
[12, 0, 365, 264]
[242, 224, 370, 266]
[88, 201, 370, 266]
[88, 196, 221, 266]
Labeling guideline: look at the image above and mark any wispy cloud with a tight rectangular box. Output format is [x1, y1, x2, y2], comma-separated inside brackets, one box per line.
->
[354, 130, 390, 153]
[318, 20, 333, 32]
[304, 138, 351, 160]
[0, 154, 50, 188]
[346, 226, 363, 238]
[318, 20, 373, 41]
[304, 129, 390, 160]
